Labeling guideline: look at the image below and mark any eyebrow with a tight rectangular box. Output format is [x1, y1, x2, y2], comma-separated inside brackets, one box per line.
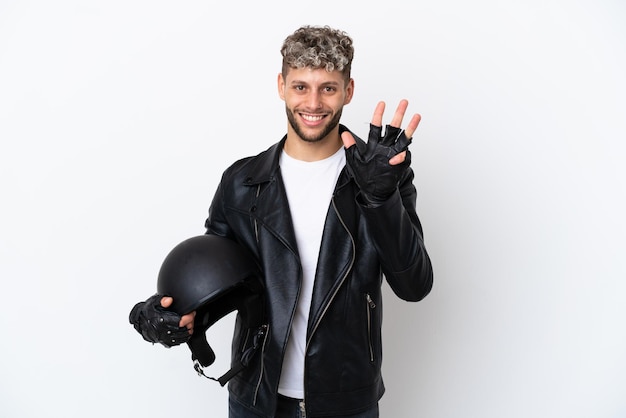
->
[289, 79, 341, 87]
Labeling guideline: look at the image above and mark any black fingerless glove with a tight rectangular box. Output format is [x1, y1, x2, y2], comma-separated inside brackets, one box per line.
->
[344, 124, 412, 206]
[129, 294, 190, 348]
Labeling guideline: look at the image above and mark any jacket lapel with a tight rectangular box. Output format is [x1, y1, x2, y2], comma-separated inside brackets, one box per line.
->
[242, 137, 299, 258]
[308, 170, 358, 329]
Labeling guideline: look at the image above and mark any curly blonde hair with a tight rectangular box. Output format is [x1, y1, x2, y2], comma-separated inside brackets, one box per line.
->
[280, 25, 354, 81]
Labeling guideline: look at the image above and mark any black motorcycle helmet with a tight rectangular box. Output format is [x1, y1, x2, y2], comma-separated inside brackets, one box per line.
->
[156, 234, 267, 385]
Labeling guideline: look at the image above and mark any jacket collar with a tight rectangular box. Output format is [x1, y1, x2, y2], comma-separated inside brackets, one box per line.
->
[242, 124, 360, 188]
[242, 136, 286, 187]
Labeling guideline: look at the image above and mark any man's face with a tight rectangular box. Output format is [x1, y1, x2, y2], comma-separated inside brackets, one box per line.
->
[278, 67, 354, 143]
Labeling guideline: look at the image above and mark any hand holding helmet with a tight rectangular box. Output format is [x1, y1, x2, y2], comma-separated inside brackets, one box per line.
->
[129, 294, 193, 348]
[130, 234, 267, 386]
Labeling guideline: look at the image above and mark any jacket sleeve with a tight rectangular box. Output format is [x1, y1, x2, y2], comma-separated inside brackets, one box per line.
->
[203, 158, 257, 246]
[360, 167, 433, 302]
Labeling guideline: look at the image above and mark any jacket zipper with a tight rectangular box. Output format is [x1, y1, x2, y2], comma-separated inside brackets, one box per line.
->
[305, 197, 356, 348]
[366, 293, 376, 362]
[252, 183, 265, 405]
[253, 324, 269, 405]
[301, 196, 356, 417]
[254, 184, 261, 243]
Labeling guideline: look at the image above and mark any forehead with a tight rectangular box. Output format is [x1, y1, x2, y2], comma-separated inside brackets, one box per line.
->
[284, 67, 346, 86]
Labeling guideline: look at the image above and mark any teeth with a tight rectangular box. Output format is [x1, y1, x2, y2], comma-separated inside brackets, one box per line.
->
[302, 114, 324, 122]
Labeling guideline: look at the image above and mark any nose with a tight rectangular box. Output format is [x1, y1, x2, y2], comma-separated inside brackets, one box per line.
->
[306, 91, 322, 110]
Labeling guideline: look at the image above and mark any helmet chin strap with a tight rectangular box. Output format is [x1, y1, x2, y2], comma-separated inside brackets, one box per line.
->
[187, 331, 215, 366]
[189, 324, 268, 387]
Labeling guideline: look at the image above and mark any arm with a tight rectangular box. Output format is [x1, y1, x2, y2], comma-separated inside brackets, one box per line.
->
[361, 169, 433, 301]
[341, 100, 433, 301]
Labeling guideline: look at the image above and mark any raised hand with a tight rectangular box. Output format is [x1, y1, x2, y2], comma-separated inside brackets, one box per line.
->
[341, 100, 421, 205]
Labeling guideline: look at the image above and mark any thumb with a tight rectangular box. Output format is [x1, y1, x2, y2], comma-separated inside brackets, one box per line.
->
[160, 296, 173, 308]
[341, 130, 356, 149]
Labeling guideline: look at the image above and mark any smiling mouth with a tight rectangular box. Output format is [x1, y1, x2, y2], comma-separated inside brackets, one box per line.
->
[300, 113, 326, 122]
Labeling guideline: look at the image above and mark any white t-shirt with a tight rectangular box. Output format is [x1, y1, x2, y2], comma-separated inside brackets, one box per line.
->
[277, 147, 346, 399]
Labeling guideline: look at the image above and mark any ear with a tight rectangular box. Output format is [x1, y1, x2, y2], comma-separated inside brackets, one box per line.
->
[277, 73, 286, 100]
[344, 78, 355, 105]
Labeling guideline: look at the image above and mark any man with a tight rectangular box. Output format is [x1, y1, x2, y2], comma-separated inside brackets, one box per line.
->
[130, 25, 433, 417]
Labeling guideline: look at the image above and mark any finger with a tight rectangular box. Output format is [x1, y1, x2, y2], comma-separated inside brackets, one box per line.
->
[389, 99, 409, 128]
[389, 150, 407, 166]
[371, 101, 385, 127]
[341, 130, 356, 149]
[180, 311, 196, 331]
[160, 296, 173, 308]
[403, 113, 422, 139]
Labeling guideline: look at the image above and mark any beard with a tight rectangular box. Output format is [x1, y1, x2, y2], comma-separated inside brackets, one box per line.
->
[285, 106, 343, 143]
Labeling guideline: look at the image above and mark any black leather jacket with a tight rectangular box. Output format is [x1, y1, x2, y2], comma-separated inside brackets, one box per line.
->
[204, 130, 433, 417]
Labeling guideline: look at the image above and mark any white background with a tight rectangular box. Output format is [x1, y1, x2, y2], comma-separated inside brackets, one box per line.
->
[1, 1, 625, 417]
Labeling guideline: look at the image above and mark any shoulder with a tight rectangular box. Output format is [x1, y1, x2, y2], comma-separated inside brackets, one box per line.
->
[221, 139, 285, 184]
